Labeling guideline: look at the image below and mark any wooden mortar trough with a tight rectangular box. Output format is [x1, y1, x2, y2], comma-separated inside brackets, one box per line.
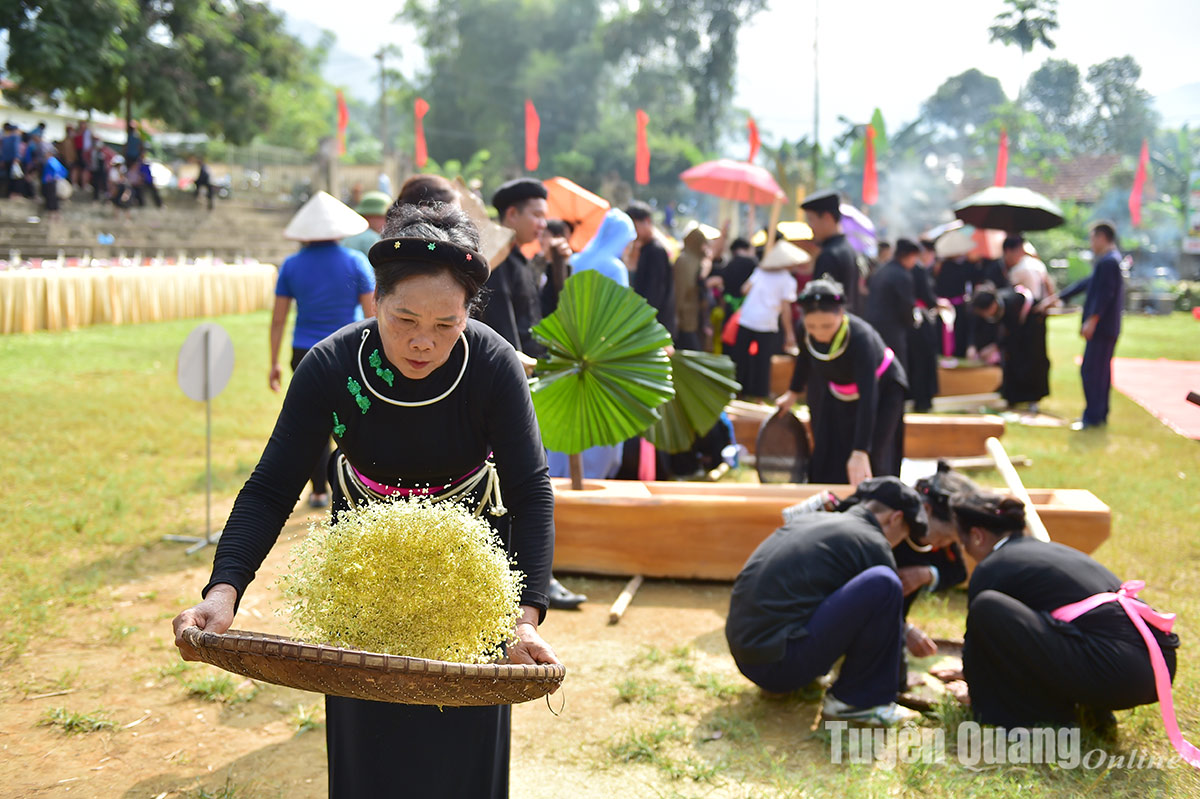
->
[551, 480, 1110, 582]
[725, 402, 1005, 459]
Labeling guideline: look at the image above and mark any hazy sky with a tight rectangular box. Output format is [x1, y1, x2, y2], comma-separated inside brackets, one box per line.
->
[273, 0, 1199, 149]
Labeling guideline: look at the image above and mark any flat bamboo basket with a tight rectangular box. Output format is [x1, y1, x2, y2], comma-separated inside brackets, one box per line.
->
[182, 627, 564, 706]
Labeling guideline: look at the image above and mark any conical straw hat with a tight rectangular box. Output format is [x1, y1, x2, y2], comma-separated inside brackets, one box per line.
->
[284, 191, 370, 241]
[759, 239, 810, 270]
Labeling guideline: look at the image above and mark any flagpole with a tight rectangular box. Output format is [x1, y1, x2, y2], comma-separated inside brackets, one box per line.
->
[811, 0, 820, 190]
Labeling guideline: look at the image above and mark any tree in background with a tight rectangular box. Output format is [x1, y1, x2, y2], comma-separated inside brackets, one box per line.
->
[921, 69, 1008, 150]
[1086, 56, 1160, 155]
[1023, 58, 1083, 138]
[988, 0, 1059, 93]
[1, 0, 306, 145]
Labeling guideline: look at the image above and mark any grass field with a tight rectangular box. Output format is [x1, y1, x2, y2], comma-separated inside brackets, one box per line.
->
[1, 310, 1199, 796]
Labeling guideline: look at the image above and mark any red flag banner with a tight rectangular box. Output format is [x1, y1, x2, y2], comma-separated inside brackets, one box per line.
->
[1129, 138, 1149, 228]
[747, 116, 760, 163]
[525, 99, 540, 172]
[635, 109, 650, 185]
[336, 90, 349, 156]
[862, 124, 879, 206]
[994, 129, 1009, 187]
[414, 97, 430, 168]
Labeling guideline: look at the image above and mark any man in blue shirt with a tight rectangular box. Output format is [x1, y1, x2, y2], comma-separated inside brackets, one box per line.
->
[1039, 222, 1125, 430]
[270, 191, 376, 506]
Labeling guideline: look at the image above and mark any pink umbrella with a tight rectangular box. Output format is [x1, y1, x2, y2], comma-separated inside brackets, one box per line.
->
[680, 159, 786, 205]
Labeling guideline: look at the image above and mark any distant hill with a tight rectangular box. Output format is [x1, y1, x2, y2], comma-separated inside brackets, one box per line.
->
[282, 16, 379, 102]
[1154, 82, 1200, 127]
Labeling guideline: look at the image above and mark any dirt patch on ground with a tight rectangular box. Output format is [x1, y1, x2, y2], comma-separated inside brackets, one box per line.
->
[0, 499, 849, 799]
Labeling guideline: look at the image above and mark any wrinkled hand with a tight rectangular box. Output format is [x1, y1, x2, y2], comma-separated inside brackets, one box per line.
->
[905, 624, 937, 658]
[898, 566, 934, 597]
[944, 680, 971, 705]
[846, 450, 872, 487]
[172, 584, 237, 661]
[268, 364, 282, 393]
[507, 623, 562, 691]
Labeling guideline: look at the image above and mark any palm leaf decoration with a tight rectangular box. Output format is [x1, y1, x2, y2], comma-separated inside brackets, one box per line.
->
[644, 350, 741, 453]
[529, 270, 674, 454]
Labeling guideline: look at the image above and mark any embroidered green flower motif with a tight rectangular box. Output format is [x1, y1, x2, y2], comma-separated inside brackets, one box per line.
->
[368, 349, 395, 387]
[332, 412, 347, 438]
[427, 242, 436, 251]
[346, 376, 370, 414]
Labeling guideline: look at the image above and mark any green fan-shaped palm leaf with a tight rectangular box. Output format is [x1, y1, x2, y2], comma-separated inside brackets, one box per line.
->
[644, 350, 741, 454]
[530, 270, 674, 453]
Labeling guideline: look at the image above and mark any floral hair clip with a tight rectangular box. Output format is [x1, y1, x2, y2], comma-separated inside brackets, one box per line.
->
[346, 376, 371, 414]
[368, 349, 395, 387]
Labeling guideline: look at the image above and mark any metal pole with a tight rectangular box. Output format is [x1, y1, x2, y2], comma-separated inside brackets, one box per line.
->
[811, 0, 820, 189]
[204, 328, 212, 544]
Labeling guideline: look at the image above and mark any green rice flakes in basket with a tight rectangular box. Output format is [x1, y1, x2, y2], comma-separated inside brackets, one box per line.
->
[277, 497, 524, 664]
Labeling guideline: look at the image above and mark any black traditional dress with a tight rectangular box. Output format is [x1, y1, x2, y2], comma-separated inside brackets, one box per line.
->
[206, 318, 553, 799]
[907, 264, 941, 412]
[787, 314, 908, 484]
[933, 257, 980, 358]
[985, 286, 1050, 405]
[964, 536, 1178, 727]
[864, 260, 915, 372]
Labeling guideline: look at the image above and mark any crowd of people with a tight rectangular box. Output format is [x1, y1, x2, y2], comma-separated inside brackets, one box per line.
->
[0, 119, 218, 217]
[164, 169, 1190, 799]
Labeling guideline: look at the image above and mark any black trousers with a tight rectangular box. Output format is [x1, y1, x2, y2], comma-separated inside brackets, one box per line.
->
[907, 321, 940, 412]
[291, 347, 330, 494]
[733, 325, 782, 398]
[963, 590, 1172, 727]
[1081, 335, 1117, 426]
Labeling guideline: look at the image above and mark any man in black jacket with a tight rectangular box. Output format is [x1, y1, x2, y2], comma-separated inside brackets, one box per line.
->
[485, 178, 547, 357]
[801, 190, 864, 315]
[726, 477, 926, 725]
[627, 201, 677, 337]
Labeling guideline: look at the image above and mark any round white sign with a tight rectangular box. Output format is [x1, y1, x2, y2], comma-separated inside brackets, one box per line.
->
[177, 323, 235, 402]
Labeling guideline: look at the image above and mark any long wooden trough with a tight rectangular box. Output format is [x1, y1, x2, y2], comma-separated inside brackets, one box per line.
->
[725, 402, 1005, 458]
[551, 480, 1110, 581]
[767, 354, 1003, 401]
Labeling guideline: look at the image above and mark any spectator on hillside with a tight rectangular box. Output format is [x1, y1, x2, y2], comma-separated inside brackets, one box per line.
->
[40, 146, 69, 220]
[194, 156, 214, 211]
[72, 121, 92, 190]
[1, 123, 21, 198]
[124, 123, 143, 164]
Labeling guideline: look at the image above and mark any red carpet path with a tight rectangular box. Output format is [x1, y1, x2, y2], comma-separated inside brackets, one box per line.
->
[1111, 357, 1200, 439]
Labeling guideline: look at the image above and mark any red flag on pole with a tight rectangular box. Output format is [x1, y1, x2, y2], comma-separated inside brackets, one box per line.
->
[414, 97, 430, 168]
[994, 129, 1009, 187]
[747, 116, 761, 163]
[524, 99, 540, 172]
[635, 109, 650, 185]
[1129, 138, 1149, 228]
[336, 90, 349, 156]
[862, 124, 879, 206]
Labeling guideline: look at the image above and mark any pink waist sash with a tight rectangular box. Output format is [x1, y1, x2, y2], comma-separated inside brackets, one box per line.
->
[351, 458, 486, 498]
[1051, 580, 1199, 768]
[828, 348, 894, 401]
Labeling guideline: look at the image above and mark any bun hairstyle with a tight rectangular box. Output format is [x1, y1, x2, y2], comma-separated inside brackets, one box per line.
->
[798, 275, 846, 312]
[950, 488, 1027, 539]
[914, 460, 977, 522]
[970, 282, 999, 312]
[374, 202, 485, 309]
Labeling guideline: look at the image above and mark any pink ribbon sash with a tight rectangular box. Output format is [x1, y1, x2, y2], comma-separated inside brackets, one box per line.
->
[1051, 580, 1199, 767]
[828, 348, 894, 399]
[352, 459, 485, 498]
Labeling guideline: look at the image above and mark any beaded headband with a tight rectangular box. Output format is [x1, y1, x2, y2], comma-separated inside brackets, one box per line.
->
[367, 237, 490, 284]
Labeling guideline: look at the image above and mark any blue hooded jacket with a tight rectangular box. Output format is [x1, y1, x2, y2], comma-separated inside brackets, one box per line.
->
[569, 208, 634, 288]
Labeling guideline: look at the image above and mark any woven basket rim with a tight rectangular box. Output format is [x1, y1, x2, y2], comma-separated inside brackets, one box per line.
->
[182, 626, 566, 680]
